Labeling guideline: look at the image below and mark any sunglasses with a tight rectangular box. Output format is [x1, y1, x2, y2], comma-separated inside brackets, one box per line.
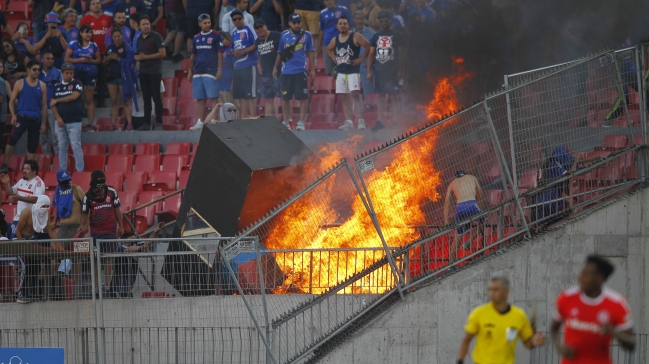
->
[227, 108, 236, 112]
[232, 17, 243, 21]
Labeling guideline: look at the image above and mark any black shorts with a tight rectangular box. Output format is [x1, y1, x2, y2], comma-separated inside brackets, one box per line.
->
[9, 115, 41, 153]
[232, 66, 257, 99]
[280, 72, 309, 101]
[374, 71, 400, 95]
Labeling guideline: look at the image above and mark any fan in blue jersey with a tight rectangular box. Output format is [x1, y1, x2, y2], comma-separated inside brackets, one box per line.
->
[64, 24, 101, 132]
[272, 13, 315, 131]
[51, 63, 84, 172]
[229, 9, 259, 119]
[188, 14, 224, 131]
[105, 10, 133, 47]
[318, 0, 353, 75]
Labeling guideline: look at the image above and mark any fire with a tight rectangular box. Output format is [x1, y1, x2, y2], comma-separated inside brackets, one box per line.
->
[262, 57, 474, 294]
[425, 57, 475, 120]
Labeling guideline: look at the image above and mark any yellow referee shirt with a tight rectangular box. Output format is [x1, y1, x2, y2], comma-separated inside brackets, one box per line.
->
[464, 302, 534, 364]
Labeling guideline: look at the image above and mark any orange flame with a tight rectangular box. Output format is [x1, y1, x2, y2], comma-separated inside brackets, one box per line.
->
[425, 57, 475, 121]
[264, 57, 474, 294]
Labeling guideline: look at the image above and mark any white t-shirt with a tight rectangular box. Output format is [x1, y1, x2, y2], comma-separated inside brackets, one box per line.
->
[12, 176, 45, 222]
[221, 10, 254, 34]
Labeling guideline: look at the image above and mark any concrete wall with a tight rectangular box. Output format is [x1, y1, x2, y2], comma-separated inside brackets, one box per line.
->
[321, 189, 649, 364]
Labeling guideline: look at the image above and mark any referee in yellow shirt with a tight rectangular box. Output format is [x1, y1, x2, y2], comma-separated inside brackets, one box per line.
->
[457, 277, 545, 364]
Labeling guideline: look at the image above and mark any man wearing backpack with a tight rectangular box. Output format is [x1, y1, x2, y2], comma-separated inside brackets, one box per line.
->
[51, 169, 85, 245]
[273, 13, 316, 131]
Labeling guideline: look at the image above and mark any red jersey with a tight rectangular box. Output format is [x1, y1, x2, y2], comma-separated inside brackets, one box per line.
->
[79, 14, 113, 54]
[555, 286, 633, 364]
[82, 187, 121, 235]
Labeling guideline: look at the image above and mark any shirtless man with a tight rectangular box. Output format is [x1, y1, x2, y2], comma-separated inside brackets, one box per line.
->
[444, 171, 484, 263]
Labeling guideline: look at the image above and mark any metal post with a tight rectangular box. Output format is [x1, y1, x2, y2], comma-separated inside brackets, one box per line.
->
[175, 327, 179, 364]
[483, 101, 532, 237]
[88, 239, 101, 364]
[638, 44, 647, 144]
[611, 49, 635, 139]
[95, 241, 106, 364]
[222, 255, 279, 364]
[254, 237, 271, 348]
[504, 75, 519, 191]
[345, 162, 405, 298]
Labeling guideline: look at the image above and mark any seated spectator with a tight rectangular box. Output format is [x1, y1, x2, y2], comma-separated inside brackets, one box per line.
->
[52, 63, 85, 171]
[108, 222, 163, 298]
[15, 195, 58, 304]
[12, 22, 37, 60]
[34, 13, 70, 69]
[58, 9, 80, 42]
[65, 24, 101, 132]
[105, 29, 136, 131]
[202, 102, 238, 123]
[1, 39, 29, 83]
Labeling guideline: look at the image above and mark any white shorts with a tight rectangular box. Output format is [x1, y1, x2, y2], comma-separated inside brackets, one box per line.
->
[335, 73, 361, 93]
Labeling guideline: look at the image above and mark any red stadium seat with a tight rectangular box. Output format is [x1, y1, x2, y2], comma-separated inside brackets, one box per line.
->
[52, 155, 73, 174]
[1, 203, 16, 223]
[364, 93, 380, 110]
[83, 155, 106, 172]
[139, 191, 164, 207]
[162, 97, 177, 116]
[124, 171, 148, 192]
[178, 101, 197, 116]
[162, 77, 178, 98]
[136, 204, 157, 226]
[108, 143, 134, 155]
[134, 155, 161, 173]
[161, 193, 182, 216]
[483, 190, 503, 207]
[598, 135, 628, 151]
[71, 172, 92, 189]
[145, 171, 177, 191]
[518, 168, 540, 189]
[6, 2, 28, 20]
[119, 191, 138, 207]
[179, 77, 191, 96]
[311, 76, 334, 94]
[161, 155, 188, 175]
[162, 124, 184, 131]
[165, 142, 191, 155]
[124, 214, 148, 235]
[310, 94, 335, 114]
[82, 143, 107, 155]
[135, 143, 160, 155]
[33, 154, 51, 176]
[626, 165, 639, 180]
[162, 116, 176, 125]
[179, 169, 190, 189]
[106, 155, 134, 173]
[44, 172, 58, 189]
[7, 155, 25, 173]
[104, 172, 124, 191]
[181, 58, 190, 71]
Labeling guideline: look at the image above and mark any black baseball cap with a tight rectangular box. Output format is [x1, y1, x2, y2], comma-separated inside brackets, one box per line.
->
[288, 13, 301, 22]
[230, 9, 243, 18]
[377, 11, 391, 19]
[253, 19, 266, 28]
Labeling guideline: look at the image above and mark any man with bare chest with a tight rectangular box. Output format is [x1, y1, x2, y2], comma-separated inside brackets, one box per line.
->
[444, 171, 485, 263]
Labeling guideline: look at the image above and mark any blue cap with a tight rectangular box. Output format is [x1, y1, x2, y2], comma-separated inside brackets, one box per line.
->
[56, 169, 72, 182]
[230, 9, 243, 18]
[44, 12, 61, 24]
[288, 13, 301, 22]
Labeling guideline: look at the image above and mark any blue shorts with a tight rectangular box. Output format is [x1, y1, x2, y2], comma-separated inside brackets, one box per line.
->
[455, 200, 484, 234]
[192, 75, 220, 100]
[75, 67, 98, 87]
[8, 221, 17, 239]
[259, 77, 281, 99]
[107, 77, 123, 86]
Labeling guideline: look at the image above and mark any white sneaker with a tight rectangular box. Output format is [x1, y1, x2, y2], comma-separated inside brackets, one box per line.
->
[296, 120, 305, 130]
[338, 120, 354, 130]
[357, 119, 366, 130]
[189, 119, 204, 131]
[282, 120, 292, 130]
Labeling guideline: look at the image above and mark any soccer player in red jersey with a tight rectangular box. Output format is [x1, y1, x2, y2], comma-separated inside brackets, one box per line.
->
[551, 255, 635, 364]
